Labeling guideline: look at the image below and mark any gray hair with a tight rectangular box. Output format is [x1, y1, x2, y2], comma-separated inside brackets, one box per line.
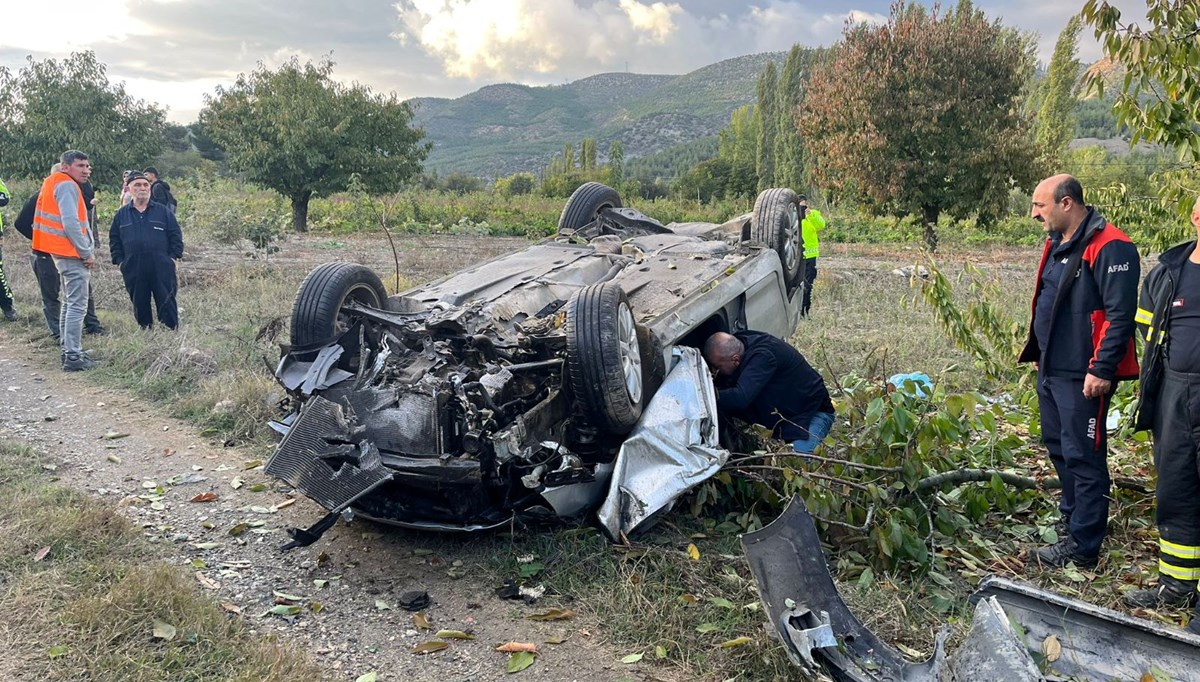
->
[60, 150, 89, 165]
[50, 162, 62, 173]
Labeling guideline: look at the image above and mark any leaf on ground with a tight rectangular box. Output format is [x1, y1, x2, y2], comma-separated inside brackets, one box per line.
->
[718, 636, 753, 648]
[152, 620, 177, 641]
[710, 597, 735, 609]
[655, 645, 668, 659]
[248, 483, 268, 492]
[355, 673, 378, 682]
[195, 572, 220, 590]
[375, 599, 391, 611]
[190, 492, 218, 503]
[527, 608, 575, 621]
[507, 650, 537, 673]
[1041, 634, 1061, 663]
[273, 591, 306, 602]
[33, 546, 50, 562]
[243, 459, 264, 469]
[272, 498, 296, 511]
[47, 645, 68, 659]
[544, 635, 569, 644]
[106, 454, 122, 464]
[220, 602, 242, 615]
[192, 542, 221, 550]
[680, 594, 698, 604]
[496, 642, 537, 653]
[309, 602, 324, 613]
[102, 430, 130, 440]
[435, 629, 475, 640]
[1147, 665, 1174, 682]
[314, 579, 329, 589]
[228, 523, 250, 537]
[696, 623, 718, 633]
[230, 476, 244, 489]
[412, 640, 448, 655]
[517, 562, 544, 579]
[687, 543, 700, 560]
[621, 652, 644, 664]
[413, 611, 432, 629]
[268, 605, 302, 616]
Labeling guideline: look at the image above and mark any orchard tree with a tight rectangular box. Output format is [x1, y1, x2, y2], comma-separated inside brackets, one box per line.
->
[1035, 17, 1082, 171]
[1082, 0, 1200, 159]
[200, 57, 428, 232]
[799, 1, 1040, 249]
[774, 45, 811, 192]
[0, 51, 166, 186]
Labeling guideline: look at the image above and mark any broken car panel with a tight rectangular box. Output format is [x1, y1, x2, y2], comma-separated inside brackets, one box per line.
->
[265, 183, 807, 546]
[743, 496, 1200, 682]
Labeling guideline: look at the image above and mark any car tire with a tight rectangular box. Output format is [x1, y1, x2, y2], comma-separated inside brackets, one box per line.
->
[752, 188, 805, 286]
[558, 182, 621, 233]
[566, 282, 643, 434]
[290, 262, 388, 352]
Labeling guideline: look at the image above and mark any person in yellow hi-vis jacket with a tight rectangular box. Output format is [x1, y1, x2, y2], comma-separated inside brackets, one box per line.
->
[0, 177, 15, 320]
[1124, 195, 1200, 636]
[798, 195, 824, 317]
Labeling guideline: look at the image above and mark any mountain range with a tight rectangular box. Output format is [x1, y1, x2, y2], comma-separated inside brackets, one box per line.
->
[407, 52, 783, 179]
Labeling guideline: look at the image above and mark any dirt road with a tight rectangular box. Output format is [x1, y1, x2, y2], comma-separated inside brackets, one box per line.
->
[0, 327, 654, 681]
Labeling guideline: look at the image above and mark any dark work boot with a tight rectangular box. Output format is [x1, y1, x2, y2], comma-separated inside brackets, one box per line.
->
[1123, 575, 1198, 608]
[1031, 536, 1098, 569]
[1, 306, 15, 321]
[62, 351, 97, 372]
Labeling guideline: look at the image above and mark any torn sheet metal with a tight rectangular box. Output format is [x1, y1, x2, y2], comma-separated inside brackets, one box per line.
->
[598, 346, 726, 539]
[276, 344, 353, 394]
[971, 576, 1200, 681]
[744, 496, 1200, 682]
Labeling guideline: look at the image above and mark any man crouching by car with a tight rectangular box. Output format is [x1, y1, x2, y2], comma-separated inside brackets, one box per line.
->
[703, 331, 835, 453]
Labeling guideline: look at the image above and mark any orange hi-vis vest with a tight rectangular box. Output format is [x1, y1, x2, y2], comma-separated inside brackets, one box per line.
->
[32, 172, 89, 258]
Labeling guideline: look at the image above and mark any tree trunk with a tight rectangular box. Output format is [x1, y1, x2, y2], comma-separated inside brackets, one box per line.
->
[291, 191, 313, 233]
[921, 204, 939, 252]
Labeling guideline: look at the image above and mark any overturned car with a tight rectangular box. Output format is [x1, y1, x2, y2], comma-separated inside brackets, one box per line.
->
[266, 183, 806, 547]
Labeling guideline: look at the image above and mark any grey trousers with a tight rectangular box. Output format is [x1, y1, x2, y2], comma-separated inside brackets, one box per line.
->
[51, 255, 90, 355]
[31, 251, 99, 337]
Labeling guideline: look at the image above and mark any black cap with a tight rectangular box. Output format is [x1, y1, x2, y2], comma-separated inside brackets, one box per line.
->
[126, 171, 148, 183]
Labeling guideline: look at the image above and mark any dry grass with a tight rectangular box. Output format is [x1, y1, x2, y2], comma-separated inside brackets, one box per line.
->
[0, 441, 326, 682]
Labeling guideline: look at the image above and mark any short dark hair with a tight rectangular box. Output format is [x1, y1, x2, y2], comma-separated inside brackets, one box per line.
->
[142, 166, 159, 176]
[1053, 177, 1084, 205]
[60, 150, 89, 165]
[797, 194, 807, 202]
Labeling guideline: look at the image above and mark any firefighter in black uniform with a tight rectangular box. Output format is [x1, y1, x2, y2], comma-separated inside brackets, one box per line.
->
[1019, 174, 1140, 569]
[108, 172, 183, 329]
[1123, 196, 1200, 634]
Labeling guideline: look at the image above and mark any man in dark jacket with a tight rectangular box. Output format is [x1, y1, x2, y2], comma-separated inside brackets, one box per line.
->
[142, 166, 177, 214]
[14, 163, 105, 338]
[704, 330, 835, 453]
[0, 177, 14, 320]
[1019, 174, 1140, 569]
[1122, 196, 1200, 633]
[109, 172, 183, 329]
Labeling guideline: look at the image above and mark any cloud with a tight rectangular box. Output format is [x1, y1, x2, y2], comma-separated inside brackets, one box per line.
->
[393, 0, 880, 81]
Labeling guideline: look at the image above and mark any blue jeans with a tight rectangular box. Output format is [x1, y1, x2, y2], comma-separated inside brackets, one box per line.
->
[792, 411, 835, 454]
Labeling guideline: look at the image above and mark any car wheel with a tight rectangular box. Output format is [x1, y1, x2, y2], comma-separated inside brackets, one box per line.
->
[558, 182, 622, 233]
[752, 188, 805, 285]
[566, 282, 643, 434]
[290, 262, 388, 352]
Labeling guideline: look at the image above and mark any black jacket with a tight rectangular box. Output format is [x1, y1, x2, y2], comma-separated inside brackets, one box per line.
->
[1133, 240, 1197, 431]
[150, 180, 177, 213]
[109, 201, 184, 264]
[714, 331, 834, 441]
[1018, 208, 1140, 380]
[14, 194, 37, 241]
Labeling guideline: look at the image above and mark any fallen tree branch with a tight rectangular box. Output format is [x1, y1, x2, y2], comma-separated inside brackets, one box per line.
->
[915, 468, 1048, 493]
[729, 450, 904, 474]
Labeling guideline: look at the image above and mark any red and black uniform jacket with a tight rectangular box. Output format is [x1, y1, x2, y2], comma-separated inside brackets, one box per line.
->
[1018, 208, 1140, 381]
[1132, 240, 1196, 430]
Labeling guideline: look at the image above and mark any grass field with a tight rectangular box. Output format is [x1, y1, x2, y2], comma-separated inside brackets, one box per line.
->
[0, 226, 1179, 681]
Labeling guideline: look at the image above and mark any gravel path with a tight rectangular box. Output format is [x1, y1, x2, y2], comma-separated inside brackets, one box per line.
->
[0, 331, 656, 682]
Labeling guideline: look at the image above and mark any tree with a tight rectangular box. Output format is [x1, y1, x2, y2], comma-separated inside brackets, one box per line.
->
[580, 138, 597, 172]
[200, 57, 428, 232]
[1035, 16, 1082, 171]
[1081, 0, 1200, 159]
[774, 45, 810, 192]
[799, 1, 1040, 249]
[608, 140, 625, 188]
[755, 62, 779, 191]
[0, 51, 166, 186]
[718, 104, 759, 168]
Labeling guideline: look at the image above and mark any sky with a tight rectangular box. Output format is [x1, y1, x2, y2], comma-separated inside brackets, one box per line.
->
[2, 0, 1149, 123]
